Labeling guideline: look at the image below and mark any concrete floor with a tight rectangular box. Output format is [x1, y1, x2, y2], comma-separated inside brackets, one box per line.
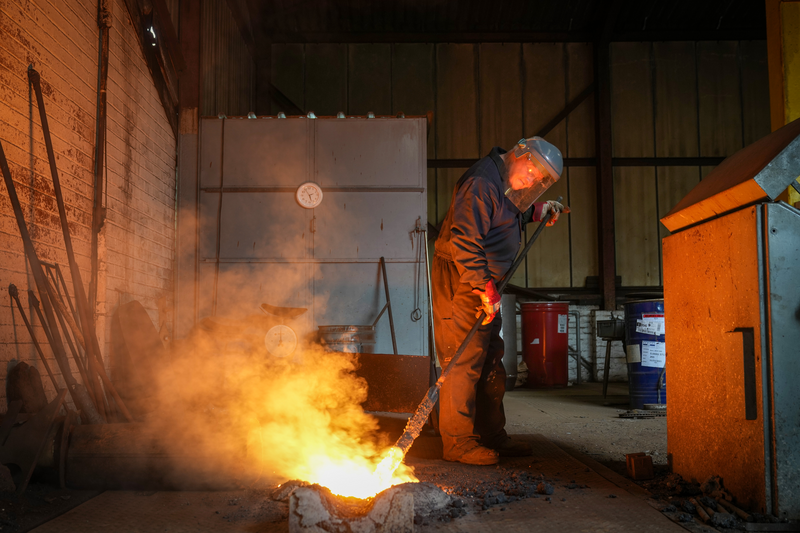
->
[504, 382, 668, 475]
[21, 381, 684, 532]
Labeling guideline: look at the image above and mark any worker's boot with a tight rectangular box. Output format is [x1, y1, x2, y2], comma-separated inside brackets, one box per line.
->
[444, 444, 500, 465]
[486, 437, 532, 457]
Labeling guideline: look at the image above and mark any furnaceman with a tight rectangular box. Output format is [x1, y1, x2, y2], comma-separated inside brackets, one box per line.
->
[432, 136, 567, 465]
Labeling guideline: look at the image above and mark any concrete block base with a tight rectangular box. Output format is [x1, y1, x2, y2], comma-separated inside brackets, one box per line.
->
[289, 485, 413, 533]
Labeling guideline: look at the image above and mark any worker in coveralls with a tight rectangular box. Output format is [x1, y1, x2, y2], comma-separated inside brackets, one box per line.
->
[432, 137, 566, 465]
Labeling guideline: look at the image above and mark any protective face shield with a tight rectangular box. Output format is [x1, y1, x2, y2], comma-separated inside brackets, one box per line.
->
[504, 136, 563, 213]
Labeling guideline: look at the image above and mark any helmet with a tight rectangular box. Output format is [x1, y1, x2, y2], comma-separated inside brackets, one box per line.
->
[514, 136, 563, 179]
[504, 137, 564, 213]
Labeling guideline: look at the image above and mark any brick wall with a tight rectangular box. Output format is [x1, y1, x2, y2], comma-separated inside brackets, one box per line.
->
[0, 0, 176, 409]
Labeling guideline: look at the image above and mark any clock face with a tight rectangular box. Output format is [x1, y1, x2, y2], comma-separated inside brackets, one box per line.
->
[296, 182, 323, 209]
[264, 325, 297, 357]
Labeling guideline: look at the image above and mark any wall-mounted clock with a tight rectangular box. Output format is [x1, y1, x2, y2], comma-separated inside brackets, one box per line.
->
[296, 181, 323, 209]
[264, 325, 298, 357]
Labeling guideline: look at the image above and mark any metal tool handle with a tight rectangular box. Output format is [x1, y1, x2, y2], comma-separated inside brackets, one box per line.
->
[394, 196, 563, 453]
[379, 257, 398, 355]
[421, 229, 437, 366]
[733, 327, 757, 421]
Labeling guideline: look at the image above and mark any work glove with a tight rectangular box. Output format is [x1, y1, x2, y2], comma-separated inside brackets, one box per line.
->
[472, 279, 501, 325]
[541, 200, 570, 226]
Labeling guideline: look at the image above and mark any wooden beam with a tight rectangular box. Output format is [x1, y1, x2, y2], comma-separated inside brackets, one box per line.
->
[225, 0, 254, 52]
[151, 0, 186, 72]
[270, 31, 594, 44]
[766, 0, 785, 131]
[267, 29, 765, 45]
[175, 0, 201, 337]
[426, 156, 724, 169]
[595, 0, 622, 311]
[612, 29, 766, 42]
[536, 82, 595, 139]
[178, 0, 200, 108]
[268, 84, 305, 115]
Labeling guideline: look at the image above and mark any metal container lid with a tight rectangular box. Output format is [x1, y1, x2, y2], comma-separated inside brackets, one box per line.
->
[520, 301, 569, 310]
[661, 117, 800, 233]
[624, 298, 664, 306]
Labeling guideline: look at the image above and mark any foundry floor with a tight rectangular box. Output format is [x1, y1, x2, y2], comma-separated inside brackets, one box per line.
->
[26, 382, 693, 533]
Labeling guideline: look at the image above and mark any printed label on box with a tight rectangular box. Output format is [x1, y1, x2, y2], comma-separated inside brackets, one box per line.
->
[558, 314, 567, 334]
[635, 316, 665, 336]
[641, 341, 666, 368]
[626, 344, 641, 363]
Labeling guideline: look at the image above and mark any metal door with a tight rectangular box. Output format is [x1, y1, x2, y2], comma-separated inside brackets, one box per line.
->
[196, 116, 428, 355]
[663, 205, 768, 513]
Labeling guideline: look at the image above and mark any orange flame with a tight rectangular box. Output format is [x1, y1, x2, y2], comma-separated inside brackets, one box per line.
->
[152, 320, 418, 500]
[240, 346, 417, 499]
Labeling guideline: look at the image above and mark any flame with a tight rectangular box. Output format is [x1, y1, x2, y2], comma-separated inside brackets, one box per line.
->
[249, 434, 416, 499]
[239, 346, 417, 499]
[151, 320, 418, 500]
[304, 446, 413, 499]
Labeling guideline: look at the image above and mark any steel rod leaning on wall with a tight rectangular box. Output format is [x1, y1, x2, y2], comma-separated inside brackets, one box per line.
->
[380, 257, 398, 355]
[0, 138, 103, 424]
[8, 285, 59, 391]
[28, 67, 134, 423]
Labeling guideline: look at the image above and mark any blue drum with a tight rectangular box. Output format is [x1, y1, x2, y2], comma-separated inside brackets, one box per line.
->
[624, 299, 666, 409]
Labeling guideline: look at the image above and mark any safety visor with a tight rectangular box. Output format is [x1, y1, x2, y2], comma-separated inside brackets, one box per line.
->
[503, 148, 560, 213]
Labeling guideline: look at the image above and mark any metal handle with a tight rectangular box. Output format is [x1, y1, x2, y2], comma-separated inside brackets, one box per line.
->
[733, 327, 757, 421]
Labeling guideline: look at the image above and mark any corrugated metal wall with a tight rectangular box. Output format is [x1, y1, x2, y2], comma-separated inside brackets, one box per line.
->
[271, 41, 771, 289]
[201, 0, 254, 117]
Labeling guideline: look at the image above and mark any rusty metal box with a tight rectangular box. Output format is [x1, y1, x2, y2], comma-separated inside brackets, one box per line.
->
[662, 120, 800, 518]
[596, 319, 625, 340]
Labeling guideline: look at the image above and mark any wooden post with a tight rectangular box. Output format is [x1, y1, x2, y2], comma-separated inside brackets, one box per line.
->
[176, 0, 201, 337]
[594, 2, 621, 311]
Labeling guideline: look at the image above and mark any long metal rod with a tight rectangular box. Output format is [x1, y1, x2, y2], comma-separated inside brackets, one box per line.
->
[372, 303, 389, 327]
[42, 262, 81, 327]
[28, 68, 133, 423]
[43, 276, 100, 412]
[0, 136, 102, 421]
[90, 10, 111, 312]
[421, 228, 437, 366]
[8, 285, 59, 391]
[393, 197, 562, 454]
[28, 293, 104, 425]
[28, 67, 103, 389]
[380, 257, 398, 355]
